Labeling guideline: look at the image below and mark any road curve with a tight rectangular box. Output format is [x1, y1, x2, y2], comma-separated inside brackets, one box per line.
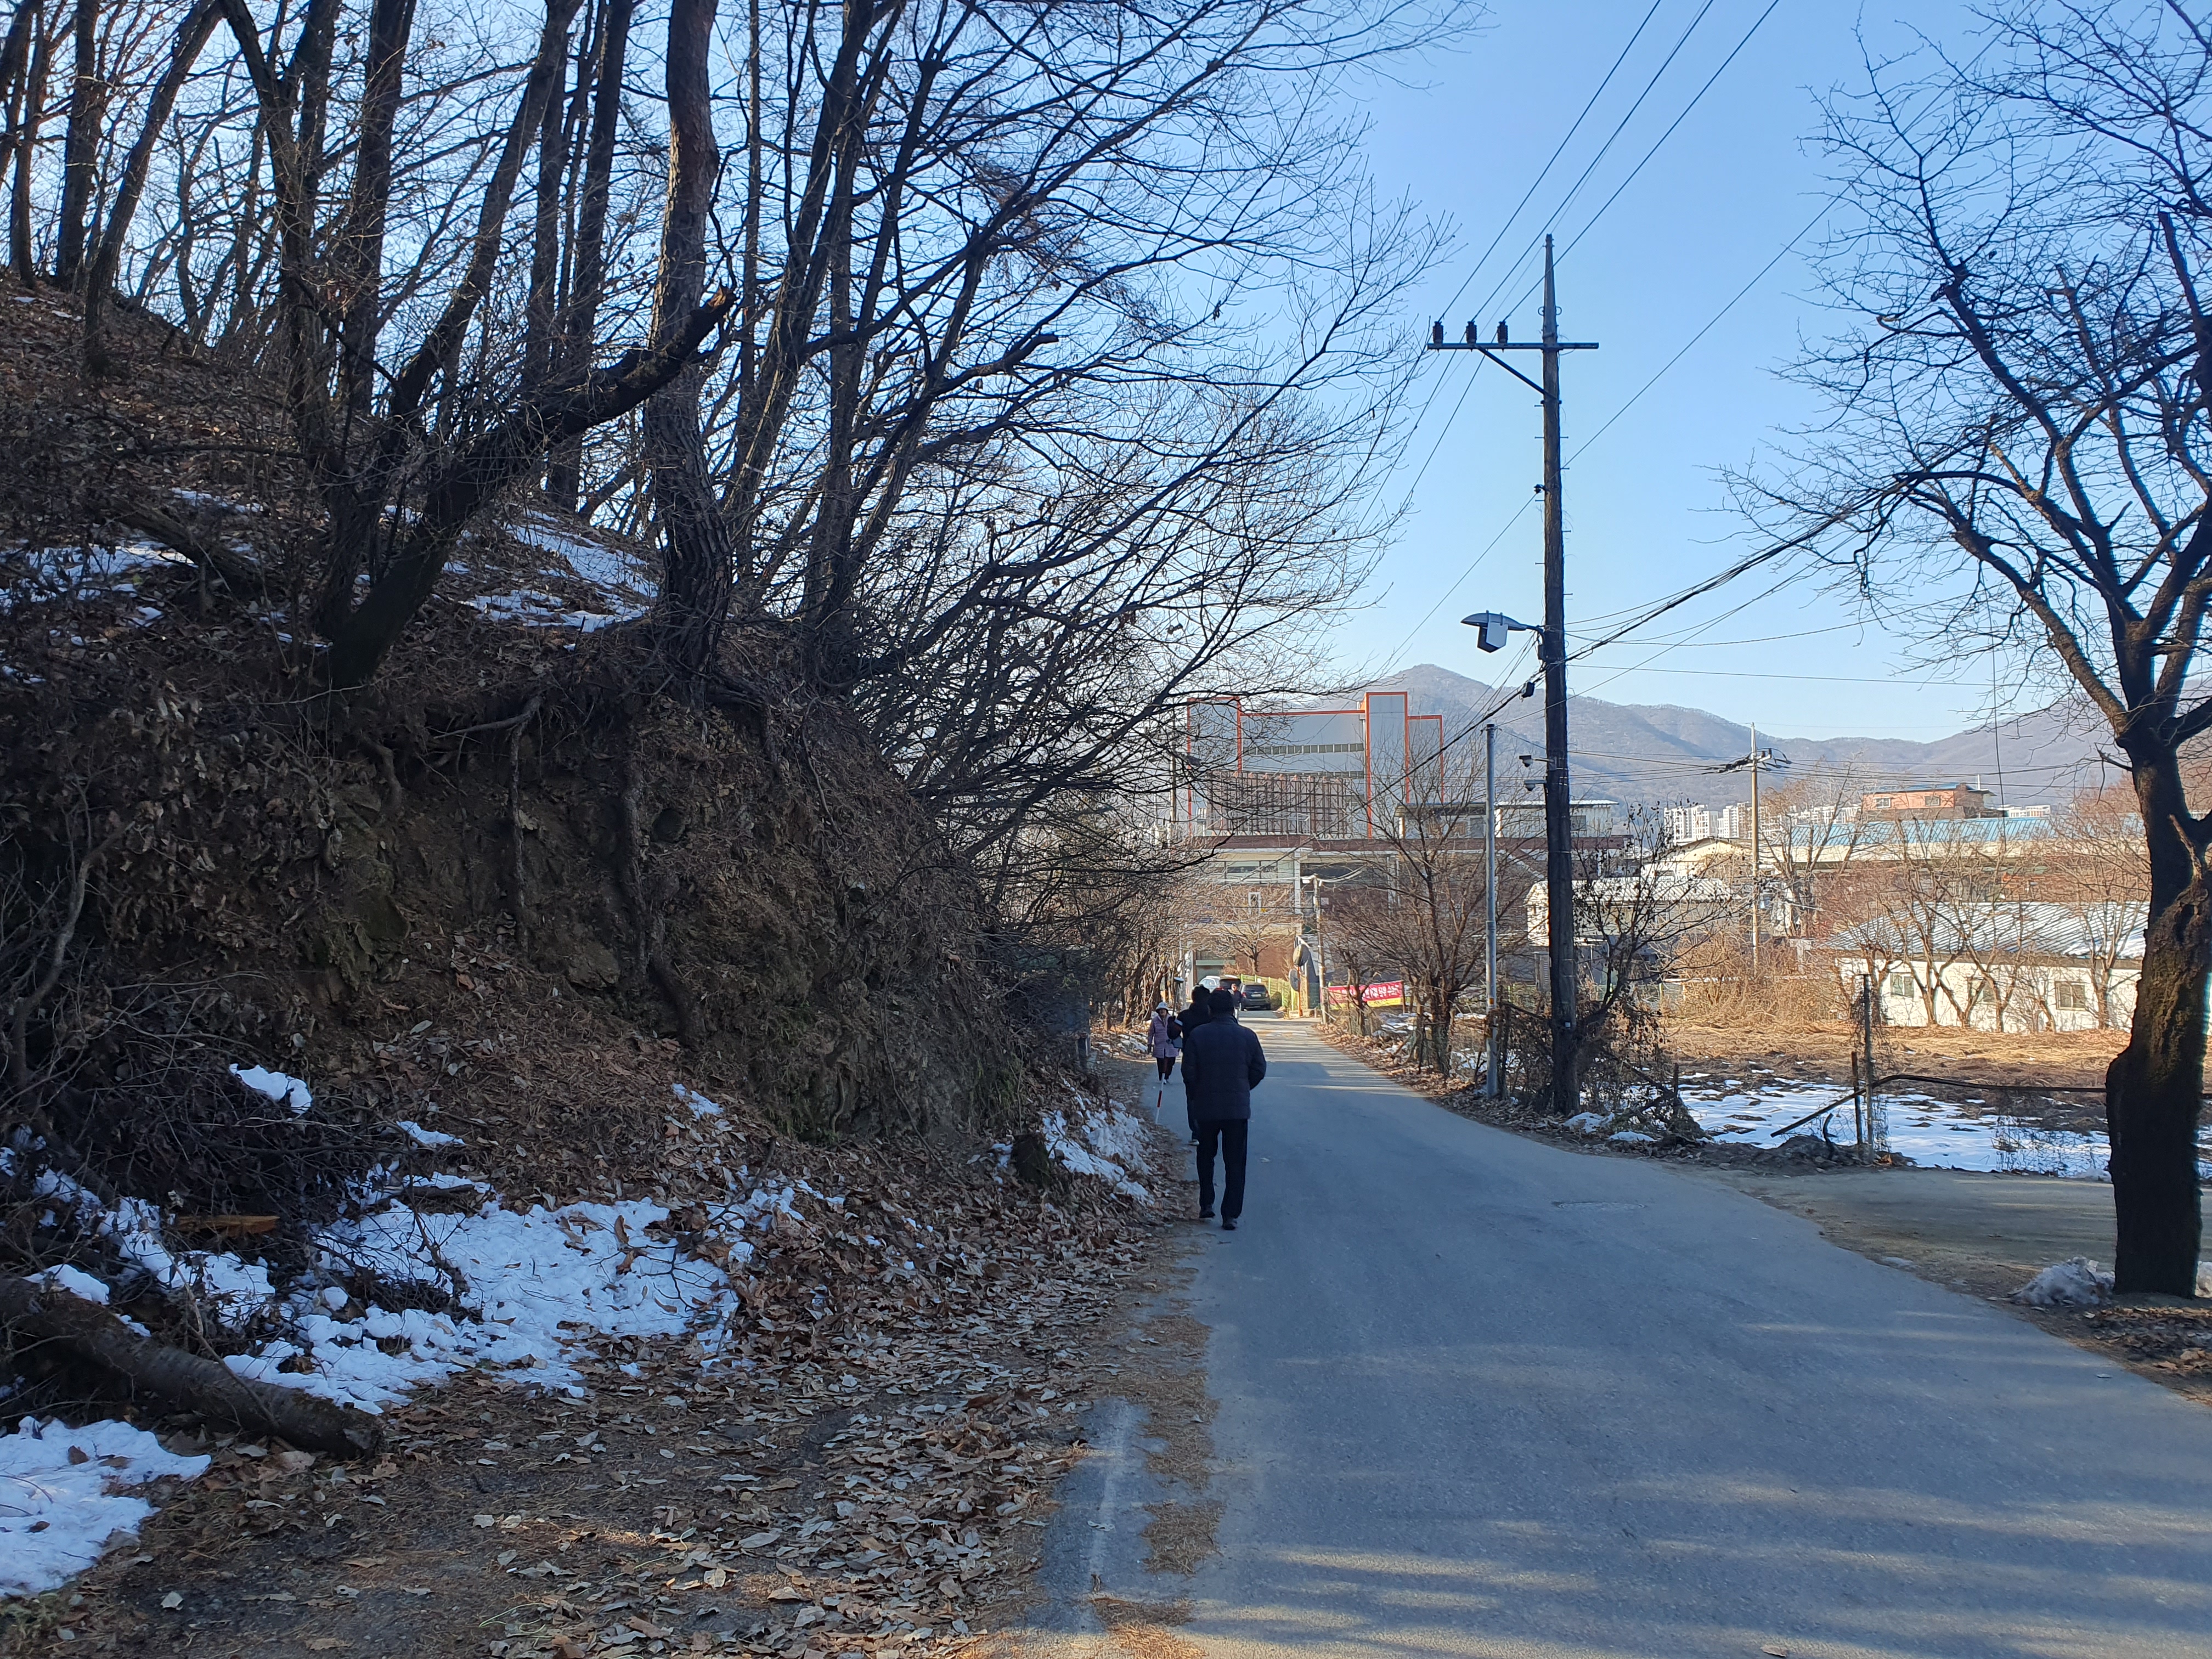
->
[1152, 1017, 2212, 1659]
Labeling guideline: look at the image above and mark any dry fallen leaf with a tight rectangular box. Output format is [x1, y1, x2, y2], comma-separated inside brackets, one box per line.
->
[625, 1615, 673, 1639]
[159, 1592, 183, 1610]
[306, 1640, 349, 1652]
[768, 1585, 806, 1602]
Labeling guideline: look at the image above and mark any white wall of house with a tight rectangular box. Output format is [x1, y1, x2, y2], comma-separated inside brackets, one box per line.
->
[1833, 956, 2138, 1032]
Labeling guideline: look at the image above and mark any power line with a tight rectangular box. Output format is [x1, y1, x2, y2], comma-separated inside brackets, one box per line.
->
[1432, 0, 1672, 324]
[1464, 0, 1725, 332]
[1373, 0, 1675, 546]
[1554, 0, 1787, 267]
[1561, 195, 1824, 457]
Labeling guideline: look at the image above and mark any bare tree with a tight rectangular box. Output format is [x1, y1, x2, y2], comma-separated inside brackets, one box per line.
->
[1750, 5, 2212, 1289]
[2044, 786, 2151, 1029]
[1338, 764, 1490, 1076]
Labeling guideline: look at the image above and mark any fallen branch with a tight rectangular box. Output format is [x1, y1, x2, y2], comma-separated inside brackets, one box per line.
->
[0, 1278, 382, 1456]
[112, 505, 270, 598]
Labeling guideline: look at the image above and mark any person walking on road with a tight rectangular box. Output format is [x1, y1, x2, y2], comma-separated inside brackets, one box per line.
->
[1146, 1002, 1182, 1118]
[1177, 985, 1214, 1146]
[1181, 985, 1266, 1230]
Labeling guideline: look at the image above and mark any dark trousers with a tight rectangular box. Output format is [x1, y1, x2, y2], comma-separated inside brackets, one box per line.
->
[1197, 1120, 1248, 1220]
[1155, 1056, 1176, 1081]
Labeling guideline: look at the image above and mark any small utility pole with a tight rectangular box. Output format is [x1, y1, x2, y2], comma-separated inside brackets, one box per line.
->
[1429, 234, 1596, 1110]
[1484, 721, 1500, 1096]
[1748, 720, 1761, 975]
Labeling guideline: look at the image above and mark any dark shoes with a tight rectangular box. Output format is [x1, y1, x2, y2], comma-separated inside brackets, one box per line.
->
[1222, 1218, 1238, 1231]
[1199, 1206, 1215, 1220]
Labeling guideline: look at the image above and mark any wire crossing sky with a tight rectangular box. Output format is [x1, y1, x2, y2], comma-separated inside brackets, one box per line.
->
[1341, 0, 1999, 742]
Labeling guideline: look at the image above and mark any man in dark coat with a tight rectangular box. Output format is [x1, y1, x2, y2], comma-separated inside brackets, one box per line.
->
[1180, 985, 1267, 1229]
[1177, 986, 1214, 1146]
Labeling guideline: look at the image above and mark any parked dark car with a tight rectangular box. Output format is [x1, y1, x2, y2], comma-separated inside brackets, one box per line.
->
[1241, 984, 1273, 1010]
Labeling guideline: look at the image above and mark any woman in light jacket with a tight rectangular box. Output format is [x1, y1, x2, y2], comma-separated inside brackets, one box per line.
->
[1146, 1002, 1182, 1084]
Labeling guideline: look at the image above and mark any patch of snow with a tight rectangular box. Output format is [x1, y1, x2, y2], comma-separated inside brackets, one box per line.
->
[2, 540, 190, 611]
[229, 1192, 780, 1410]
[397, 1120, 462, 1148]
[229, 1063, 312, 1115]
[31, 1180, 277, 1327]
[2012, 1257, 2114, 1307]
[1565, 1112, 1608, 1136]
[1679, 1080, 2212, 1182]
[1042, 1096, 1153, 1201]
[1607, 1130, 1655, 1146]
[465, 588, 645, 634]
[32, 1265, 110, 1305]
[0, 1417, 209, 1598]
[674, 1084, 723, 1119]
[510, 511, 652, 597]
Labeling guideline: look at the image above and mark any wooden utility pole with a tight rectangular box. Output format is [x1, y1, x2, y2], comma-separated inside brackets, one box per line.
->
[1484, 721, 1500, 1096]
[1427, 234, 1596, 1110]
[1748, 720, 1760, 975]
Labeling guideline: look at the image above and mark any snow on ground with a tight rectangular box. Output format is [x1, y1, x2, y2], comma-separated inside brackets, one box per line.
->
[0, 1417, 210, 1598]
[4, 1056, 1143, 1592]
[2013, 1257, 2115, 1307]
[2, 539, 191, 611]
[510, 511, 654, 600]
[464, 511, 654, 634]
[228, 1064, 312, 1115]
[225, 1187, 805, 1412]
[1679, 1076, 2212, 1180]
[1043, 1091, 1154, 1201]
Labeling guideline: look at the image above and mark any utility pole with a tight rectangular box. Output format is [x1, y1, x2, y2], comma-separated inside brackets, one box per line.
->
[1430, 234, 1596, 1110]
[1485, 721, 1500, 1096]
[1748, 720, 1760, 975]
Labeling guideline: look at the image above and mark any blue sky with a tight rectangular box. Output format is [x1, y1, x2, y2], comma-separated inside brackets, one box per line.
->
[1329, 0, 2013, 742]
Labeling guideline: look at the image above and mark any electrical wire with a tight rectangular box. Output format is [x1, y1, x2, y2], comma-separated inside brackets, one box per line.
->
[1464, 0, 1726, 334]
[1561, 195, 1825, 460]
[1554, 0, 1786, 267]
[1431, 0, 1672, 325]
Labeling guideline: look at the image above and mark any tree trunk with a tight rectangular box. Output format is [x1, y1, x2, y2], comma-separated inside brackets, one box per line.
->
[545, 0, 633, 509]
[320, 287, 732, 687]
[81, 0, 221, 369]
[50, 0, 91, 281]
[0, 1278, 381, 1455]
[2107, 752, 2208, 1295]
[0, 0, 36, 250]
[521, 12, 573, 391]
[641, 0, 732, 685]
[6, 0, 46, 282]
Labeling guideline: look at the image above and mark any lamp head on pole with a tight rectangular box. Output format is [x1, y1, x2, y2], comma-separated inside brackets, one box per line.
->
[1460, 610, 1533, 653]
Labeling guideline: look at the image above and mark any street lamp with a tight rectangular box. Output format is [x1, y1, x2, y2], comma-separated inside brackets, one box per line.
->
[1461, 606, 1577, 1109]
[1461, 610, 1537, 653]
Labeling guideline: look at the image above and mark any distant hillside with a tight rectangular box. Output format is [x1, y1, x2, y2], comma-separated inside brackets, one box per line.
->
[1368, 663, 2112, 807]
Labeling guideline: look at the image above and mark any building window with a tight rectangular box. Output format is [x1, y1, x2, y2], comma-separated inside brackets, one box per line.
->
[1887, 973, 1914, 999]
[2056, 980, 2088, 1011]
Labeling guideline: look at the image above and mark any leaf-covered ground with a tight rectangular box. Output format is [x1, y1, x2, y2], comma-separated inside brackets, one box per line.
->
[2, 1098, 1187, 1658]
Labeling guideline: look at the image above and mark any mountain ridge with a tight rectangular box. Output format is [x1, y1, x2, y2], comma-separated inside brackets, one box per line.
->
[1367, 663, 2112, 806]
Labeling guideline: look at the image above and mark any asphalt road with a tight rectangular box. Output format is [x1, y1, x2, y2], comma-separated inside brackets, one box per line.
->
[1099, 1017, 2212, 1659]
